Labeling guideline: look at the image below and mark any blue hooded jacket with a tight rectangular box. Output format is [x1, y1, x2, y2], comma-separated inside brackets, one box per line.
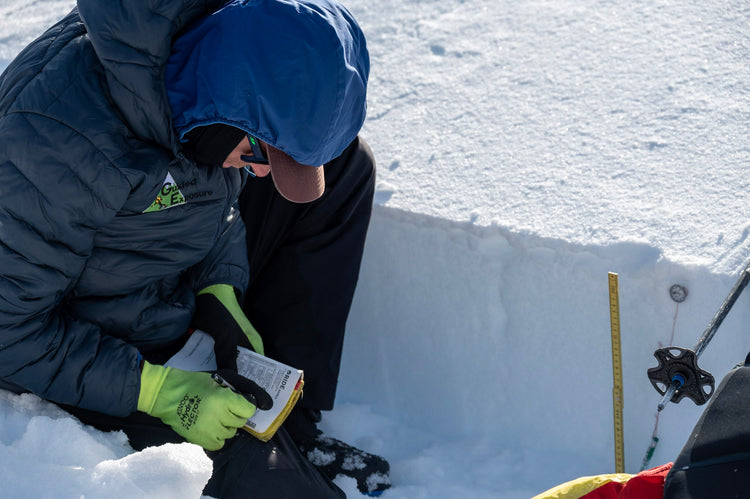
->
[166, 0, 369, 166]
[0, 0, 368, 417]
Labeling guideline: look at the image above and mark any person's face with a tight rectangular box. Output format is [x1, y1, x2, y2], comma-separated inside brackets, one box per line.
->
[222, 136, 271, 177]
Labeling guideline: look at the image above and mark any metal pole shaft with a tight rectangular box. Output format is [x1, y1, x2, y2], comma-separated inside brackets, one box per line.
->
[657, 383, 678, 412]
[693, 261, 750, 358]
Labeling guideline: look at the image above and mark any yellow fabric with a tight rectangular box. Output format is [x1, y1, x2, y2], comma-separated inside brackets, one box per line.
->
[531, 473, 634, 499]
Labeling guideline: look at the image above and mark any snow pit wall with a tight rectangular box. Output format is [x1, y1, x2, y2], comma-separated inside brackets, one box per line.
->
[341, 205, 750, 475]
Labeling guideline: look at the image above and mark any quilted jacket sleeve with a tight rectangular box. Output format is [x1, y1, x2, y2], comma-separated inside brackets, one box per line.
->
[0, 113, 141, 416]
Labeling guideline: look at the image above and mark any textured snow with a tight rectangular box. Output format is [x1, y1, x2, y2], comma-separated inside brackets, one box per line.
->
[0, 0, 748, 497]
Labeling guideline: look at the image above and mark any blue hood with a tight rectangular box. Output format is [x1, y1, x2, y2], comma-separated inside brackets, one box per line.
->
[166, 0, 370, 166]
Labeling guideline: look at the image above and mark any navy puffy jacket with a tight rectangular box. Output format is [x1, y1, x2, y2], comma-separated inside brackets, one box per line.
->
[0, 0, 248, 417]
[0, 0, 369, 418]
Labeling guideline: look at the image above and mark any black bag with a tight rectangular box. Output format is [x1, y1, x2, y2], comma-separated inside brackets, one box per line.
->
[664, 359, 750, 499]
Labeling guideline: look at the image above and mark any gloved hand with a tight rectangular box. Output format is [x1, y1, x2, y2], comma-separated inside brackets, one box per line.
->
[192, 284, 264, 371]
[137, 361, 272, 450]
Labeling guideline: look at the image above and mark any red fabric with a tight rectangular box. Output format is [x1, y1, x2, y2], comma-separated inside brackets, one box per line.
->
[578, 463, 672, 499]
[579, 481, 624, 499]
[619, 463, 672, 499]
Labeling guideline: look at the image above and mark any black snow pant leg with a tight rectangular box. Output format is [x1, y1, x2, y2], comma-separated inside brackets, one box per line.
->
[60, 406, 345, 499]
[204, 428, 345, 499]
[238, 135, 376, 410]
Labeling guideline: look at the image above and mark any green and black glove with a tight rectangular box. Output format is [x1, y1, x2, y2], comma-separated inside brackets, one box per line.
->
[193, 284, 264, 371]
[137, 361, 272, 450]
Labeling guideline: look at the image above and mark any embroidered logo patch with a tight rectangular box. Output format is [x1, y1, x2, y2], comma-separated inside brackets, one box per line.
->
[144, 172, 187, 212]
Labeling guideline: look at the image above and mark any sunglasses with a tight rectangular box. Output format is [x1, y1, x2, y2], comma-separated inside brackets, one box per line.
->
[240, 135, 269, 178]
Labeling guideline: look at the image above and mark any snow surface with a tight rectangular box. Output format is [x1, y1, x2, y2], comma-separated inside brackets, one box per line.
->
[1, 0, 749, 497]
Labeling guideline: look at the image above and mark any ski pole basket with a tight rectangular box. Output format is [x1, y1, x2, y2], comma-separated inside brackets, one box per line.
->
[647, 346, 714, 405]
[647, 259, 750, 409]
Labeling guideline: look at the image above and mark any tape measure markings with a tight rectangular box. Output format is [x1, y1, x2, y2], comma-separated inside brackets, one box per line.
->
[608, 272, 625, 473]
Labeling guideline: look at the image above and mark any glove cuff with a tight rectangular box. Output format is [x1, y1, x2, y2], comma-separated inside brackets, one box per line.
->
[137, 361, 171, 414]
[198, 283, 237, 304]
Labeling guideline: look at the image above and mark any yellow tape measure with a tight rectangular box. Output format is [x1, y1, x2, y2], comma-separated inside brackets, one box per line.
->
[608, 272, 625, 473]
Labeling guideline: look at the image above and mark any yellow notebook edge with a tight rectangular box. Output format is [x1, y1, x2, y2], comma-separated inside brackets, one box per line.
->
[244, 378, 305, 442]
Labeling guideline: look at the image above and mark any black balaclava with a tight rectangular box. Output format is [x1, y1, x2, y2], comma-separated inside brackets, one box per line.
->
[181, 124, 246, 165]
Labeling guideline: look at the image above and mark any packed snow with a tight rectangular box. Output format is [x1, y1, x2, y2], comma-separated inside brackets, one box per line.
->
[1, 0, 748, 497]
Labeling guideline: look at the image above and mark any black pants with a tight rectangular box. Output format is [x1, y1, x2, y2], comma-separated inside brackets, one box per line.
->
[63, 407, 345, 499]
[19, 137, 375, 499]
[238, 136, 375, 411]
